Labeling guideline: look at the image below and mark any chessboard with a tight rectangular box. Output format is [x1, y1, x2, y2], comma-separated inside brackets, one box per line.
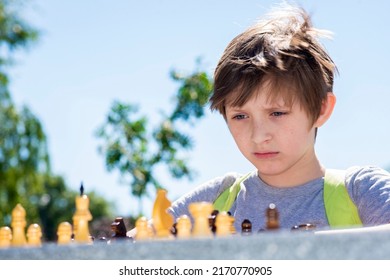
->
[1, 188, 390, 259]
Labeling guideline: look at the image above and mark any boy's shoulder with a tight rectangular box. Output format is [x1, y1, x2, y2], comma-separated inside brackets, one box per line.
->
[342, 165, 390, 188]
[345, 165, 390, 179]
[216, 170, 259, 190]
[172, 172, 245, 203]
[202, 171, 247, 194]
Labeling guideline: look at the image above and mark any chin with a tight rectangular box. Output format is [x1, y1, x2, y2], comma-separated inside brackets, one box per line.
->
[256, 166, 283, 177]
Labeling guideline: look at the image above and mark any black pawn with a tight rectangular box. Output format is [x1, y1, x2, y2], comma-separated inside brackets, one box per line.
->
[241, 219, 252, 235]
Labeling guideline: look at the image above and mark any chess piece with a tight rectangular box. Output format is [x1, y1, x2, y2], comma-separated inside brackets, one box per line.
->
[27, 223, 42, 247]
[266, 203, 279, 230]
[241, 219, 252, 235]
[152, 189, 174, 238]
[215, 211, 231, 236]
[57, 222, 73, 245]
[134, 216, 151, 241]
[209, 210, 219, 234]
[228, 214, 236, 234]
[176, 215, 191, 239]
[11, 204, 27, 246]
[170, 222, 177, 237]
[111, 217, 127, 238]
[98, 237, 107, 242]
[291, 223, 316, 231]
[110, 217, 130, 241]
[75, 217, 91, 243]
[188, 202, 213, 237]
[72, 183, 93, 243]
[0, 226, 12, 248]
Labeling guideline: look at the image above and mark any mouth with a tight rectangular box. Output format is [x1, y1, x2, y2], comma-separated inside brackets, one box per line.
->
[253, 151, 279, 159]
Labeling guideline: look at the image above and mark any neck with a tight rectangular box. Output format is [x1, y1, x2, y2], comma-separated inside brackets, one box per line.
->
[258, 152, 324, 188]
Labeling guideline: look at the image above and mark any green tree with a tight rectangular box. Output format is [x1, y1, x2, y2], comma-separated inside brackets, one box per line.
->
[96, 63, 213, 214]
[0, 0, 46, 225]
[0, 0, 113, 241]
[0, 104, 49, 222]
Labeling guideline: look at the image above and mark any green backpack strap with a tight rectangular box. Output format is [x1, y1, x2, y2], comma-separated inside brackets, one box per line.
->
[213, 169, 362, 228]
[324, 169, 362, 227]
[213, 172, 252, 212]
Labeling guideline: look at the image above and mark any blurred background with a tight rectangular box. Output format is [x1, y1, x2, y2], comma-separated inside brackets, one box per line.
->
[1, 0, 389, 240]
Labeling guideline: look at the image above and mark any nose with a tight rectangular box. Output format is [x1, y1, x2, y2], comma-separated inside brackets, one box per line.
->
[251, 121, 272, 144]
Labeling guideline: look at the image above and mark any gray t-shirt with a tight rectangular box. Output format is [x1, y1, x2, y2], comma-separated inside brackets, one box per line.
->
[168, 166, 390, 231]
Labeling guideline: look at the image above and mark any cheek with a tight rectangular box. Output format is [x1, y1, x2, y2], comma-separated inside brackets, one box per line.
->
[228, 124, 248, 146]
[227, 122, 240, 137]
[281, 124, 312, 145]
[228, 126, 243, 143]
[290, 128, 316, 149]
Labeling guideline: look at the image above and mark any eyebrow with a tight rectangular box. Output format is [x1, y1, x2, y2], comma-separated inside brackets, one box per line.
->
[226, 102, 291, 111]
[263, 104, 291, 110]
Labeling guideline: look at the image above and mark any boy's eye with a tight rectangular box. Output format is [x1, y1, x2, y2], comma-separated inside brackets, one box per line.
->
[271, 112, 286, 117]
[232, 114, 247, 120]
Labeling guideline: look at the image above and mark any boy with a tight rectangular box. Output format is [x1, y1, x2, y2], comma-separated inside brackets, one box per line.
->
[167, 4, 390, 231]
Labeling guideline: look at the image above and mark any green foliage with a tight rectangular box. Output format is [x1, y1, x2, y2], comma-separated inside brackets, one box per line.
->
[0, 93, 114, 240]
[0, 0, 49, 224]
[0, 0, 39, 88]
[0, 102, 49, 222]
[96, 64, 213, 214]
[170, 69, 213, 122]
[0, 0, 46, 231]
[0, 0, 113, 241]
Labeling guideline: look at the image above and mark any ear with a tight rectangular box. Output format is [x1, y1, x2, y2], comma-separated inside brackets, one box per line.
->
[314, 92, 336, 128]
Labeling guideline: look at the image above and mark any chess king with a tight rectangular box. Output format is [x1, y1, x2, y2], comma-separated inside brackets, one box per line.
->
[72, 183, 93, 243]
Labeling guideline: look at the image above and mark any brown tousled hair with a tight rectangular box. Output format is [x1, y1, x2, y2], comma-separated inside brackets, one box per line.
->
[210, 4, 337, 124]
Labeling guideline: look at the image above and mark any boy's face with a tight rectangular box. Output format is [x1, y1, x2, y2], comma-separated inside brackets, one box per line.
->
[225, 87, 319, 187]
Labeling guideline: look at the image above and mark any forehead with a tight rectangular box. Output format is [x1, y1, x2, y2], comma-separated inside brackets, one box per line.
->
[225, 75, 298, 109]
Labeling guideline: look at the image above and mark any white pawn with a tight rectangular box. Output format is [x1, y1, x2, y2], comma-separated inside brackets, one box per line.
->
[27, 223, 42, 247]
[134, 216, 151, 241]
[176, 215, 191, 239]
[57, 222, 73, 245]
[0, 226, 12, 248]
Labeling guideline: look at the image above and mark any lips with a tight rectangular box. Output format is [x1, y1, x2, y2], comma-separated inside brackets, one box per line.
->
[253, 151, 279, 159]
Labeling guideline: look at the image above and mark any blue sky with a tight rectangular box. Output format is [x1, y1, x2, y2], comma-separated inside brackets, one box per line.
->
[9, 0, 390, 218]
